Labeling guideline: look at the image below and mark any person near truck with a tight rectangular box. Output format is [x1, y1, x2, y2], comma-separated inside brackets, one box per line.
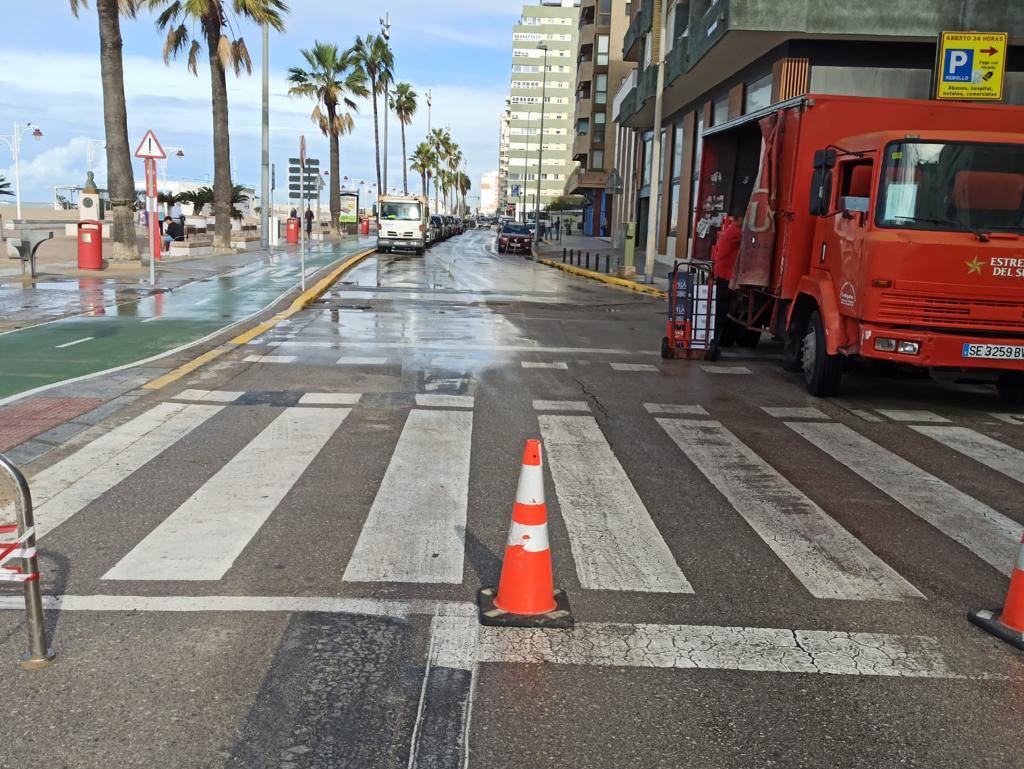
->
[304, 207, 314, 236]
[711, 205, 743, 349]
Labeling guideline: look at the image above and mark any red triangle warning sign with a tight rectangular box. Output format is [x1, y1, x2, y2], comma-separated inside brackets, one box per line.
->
[134, 130, 167, 160]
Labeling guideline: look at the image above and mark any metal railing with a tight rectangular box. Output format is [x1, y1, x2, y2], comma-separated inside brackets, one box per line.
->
[0, 453, 55, 669]
[561, 248, 617, 275]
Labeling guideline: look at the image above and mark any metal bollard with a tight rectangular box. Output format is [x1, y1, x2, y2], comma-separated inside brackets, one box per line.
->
[586, 252, 591, 270]
[605, 254, 611, 273]
[562, 248, 567, 263]
[0, 453, 54, 670]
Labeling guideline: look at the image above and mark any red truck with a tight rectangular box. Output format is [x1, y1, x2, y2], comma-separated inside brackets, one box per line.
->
[694, 94, 1024, 403]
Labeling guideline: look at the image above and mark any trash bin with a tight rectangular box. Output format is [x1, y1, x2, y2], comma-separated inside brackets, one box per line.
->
[286, 217, 300, 244]
[360, 217, 370, 236]
[77, 220, 103, 270]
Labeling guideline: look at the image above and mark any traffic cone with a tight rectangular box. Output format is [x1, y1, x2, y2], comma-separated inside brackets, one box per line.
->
[477, 439, 573, 628]
[968, 533, 1024, 651]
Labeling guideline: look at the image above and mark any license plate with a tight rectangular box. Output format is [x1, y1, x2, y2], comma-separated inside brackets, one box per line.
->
[961, 343, 1024, 360]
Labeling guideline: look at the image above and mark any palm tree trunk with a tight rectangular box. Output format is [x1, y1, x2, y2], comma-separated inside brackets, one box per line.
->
[327, 101, 341, 234]
[97, 0, 138, 262]
[206, 21, 233, 249]
[370, 75, 382, 194]
[400, 123, 408, 195]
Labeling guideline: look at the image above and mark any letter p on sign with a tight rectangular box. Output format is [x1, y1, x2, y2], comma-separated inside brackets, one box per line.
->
[944, 49, 973, 82]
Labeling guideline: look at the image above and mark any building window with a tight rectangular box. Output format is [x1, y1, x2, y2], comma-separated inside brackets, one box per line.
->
[669, 123, 683, 236]
[591, 150, 605, 170]
[643, 33, 652, 68]
[712, 95, 729, 126]
[642, 130, 653, 188]
[595, 73, 608, 105]
[659, 128, 666, 185]
[593, 112, 606, 144]
[577, 118, 590, 136]
[666, 2, 675, 54]
[690, 110, 704, 245]
[744, 73, 772, 113]
[597, 34, 610, 66]
[598, 0, 611, 25]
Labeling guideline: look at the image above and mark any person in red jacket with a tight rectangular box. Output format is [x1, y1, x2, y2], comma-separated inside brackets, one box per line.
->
[711, 206, 743, 349]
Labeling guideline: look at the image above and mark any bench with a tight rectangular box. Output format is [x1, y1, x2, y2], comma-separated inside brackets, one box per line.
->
[4, 229, 54, 279]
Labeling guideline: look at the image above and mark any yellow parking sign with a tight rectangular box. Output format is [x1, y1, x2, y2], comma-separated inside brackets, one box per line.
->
[935, 31, 1008, 101]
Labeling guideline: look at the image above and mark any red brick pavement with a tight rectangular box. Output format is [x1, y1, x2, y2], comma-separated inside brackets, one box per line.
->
[0, 397, 106, 452]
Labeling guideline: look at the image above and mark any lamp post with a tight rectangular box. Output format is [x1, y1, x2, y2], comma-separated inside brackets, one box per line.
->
[642, 0, 669, 282]
[160, 147, 185, 215]
[0, 123, 43, 220]
[380, 12, 392, 193]
[84, 138, 106, 174]
[426, 89, 432, 134]
[261, 21, 271, 248]
[534, 42, 549, 248]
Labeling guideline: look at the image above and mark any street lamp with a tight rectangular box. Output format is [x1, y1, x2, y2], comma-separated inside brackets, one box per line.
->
[534, 42, 549, 247]
[0, 123, 43, 220]
[380, 12, 392, 192]
[642, 0, 669, 282]
[84, 138, 106, 174]
[160, 147, 185, 214]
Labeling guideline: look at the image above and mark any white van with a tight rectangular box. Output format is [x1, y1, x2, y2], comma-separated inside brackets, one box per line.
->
[377, 195, 428, 255]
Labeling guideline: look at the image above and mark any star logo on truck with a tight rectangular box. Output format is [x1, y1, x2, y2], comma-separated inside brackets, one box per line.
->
[966, 256, 984, 275]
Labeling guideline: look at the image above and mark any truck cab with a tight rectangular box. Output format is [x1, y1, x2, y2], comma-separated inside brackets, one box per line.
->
[802, 131, 1024, 401]
[377, 195, 428, 255]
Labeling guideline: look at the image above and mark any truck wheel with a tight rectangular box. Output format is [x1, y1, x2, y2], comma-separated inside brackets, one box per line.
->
[781, 321, 804, 371]
[801, 310, 842, 397]
[997, 372, 1024, 406]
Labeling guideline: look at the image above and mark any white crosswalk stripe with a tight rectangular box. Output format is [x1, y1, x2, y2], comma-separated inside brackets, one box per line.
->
[909, 425, 1024, 484]
[788, 421, 1024, 576]
[538, 414, 693, 593]
[658, 419, 921, 601]
[343, 409, 473, 584]
[104, 407, 348, 581]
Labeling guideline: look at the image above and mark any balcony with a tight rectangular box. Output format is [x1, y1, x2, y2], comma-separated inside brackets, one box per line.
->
[622, 0, 652, 63]
[576, 57, 594, 86]
[664, 33, 688, 86]
[567, 164, 610, 194]
[572, 130, 591, 159]
[618, 63, 658, 128]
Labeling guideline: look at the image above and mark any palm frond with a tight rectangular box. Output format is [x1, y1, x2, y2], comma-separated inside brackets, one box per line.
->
[233, 38, 253, 75]
[162, 24, 190, 63]
[186, 39, 202, 75]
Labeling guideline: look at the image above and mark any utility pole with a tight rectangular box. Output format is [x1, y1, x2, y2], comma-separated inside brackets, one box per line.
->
[426, 89, 432, 134]
[0, 123, 43, 221]
[380, 12, 392, 194]
[261, 22, 270, 249]
[534, 43, 549, 247]
[642, 0, 668, 282]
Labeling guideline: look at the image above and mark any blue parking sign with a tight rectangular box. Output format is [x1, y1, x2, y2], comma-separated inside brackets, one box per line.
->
[943, 48, 974, 82]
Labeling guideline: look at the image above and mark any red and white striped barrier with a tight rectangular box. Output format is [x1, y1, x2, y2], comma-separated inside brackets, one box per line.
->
[0, 525, 38, 583]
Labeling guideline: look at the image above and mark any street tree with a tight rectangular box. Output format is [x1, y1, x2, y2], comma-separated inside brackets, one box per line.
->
[345, 34, 393, 198]
[456, 171, 471, 216]
[448, 144, 463, 214]
[70, 0, 140, 262]
[288, 41, 368, 234]
[146, 0, 287, 250]
[0, 174, 12, 197]
[179, 184, 249, 219]
[390, 82, 417, 195]
[427, 127, 450, 213]
[409, 142, 435, 204]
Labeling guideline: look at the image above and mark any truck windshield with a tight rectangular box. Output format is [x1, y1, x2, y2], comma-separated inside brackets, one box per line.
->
[380, 202, 421, 221]
[877, 141, 1024, 234]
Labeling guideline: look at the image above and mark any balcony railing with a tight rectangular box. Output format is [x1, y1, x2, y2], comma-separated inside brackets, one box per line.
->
[622, 0, 652, 62]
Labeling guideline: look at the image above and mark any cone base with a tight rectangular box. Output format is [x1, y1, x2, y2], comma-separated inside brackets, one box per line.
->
[477, 587, 574, 629]
[968, 608, 1024, 652]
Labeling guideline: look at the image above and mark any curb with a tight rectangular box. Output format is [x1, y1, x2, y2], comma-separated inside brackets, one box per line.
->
[536, 258, 667, 299]
[143, 247, 375, 391]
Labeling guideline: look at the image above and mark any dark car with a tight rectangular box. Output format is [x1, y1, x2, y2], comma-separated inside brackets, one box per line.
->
[497, 223, 533, 254]
[430, 215, 446, 242]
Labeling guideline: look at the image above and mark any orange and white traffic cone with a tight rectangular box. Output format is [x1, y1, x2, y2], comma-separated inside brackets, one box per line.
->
[968, 533, 1024, 651]
[477, 439, 573, 628]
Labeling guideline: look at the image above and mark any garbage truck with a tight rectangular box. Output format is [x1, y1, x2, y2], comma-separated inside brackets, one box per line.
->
[693, 93, 1024, 403]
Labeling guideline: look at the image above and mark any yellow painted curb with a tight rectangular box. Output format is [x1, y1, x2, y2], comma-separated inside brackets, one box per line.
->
[537, 258, 667, 299]
[144, 247, 375, 391]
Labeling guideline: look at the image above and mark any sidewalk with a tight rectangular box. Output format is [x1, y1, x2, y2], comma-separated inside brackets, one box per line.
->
[536, 234, 670, 294]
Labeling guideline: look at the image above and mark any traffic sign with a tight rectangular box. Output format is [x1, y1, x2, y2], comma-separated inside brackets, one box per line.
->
[935, 31, 1008, 101]
[134, 130, 167, 160]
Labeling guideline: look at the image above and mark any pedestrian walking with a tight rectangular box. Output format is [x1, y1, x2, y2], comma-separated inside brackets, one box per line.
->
[304, 207, 314, 237]
[711, 206, 743, 352]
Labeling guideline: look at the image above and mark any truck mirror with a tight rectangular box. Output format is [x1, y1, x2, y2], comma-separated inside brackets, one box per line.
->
[809, 168, 833, 216]
[813, 148, 837, 170]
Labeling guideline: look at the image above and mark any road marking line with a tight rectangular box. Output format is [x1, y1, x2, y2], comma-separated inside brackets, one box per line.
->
[849, 409, 884, 423]
[876, 409, 950, 423]
[173, 389, 245, 403]
[228, 284, 246, 292]
[538, 414, 692, 593]
[761, 406, 829, 420]
[990, 413, 1024, 426]
[280, 341, 648, 355]
[140, 316, 163, 323]
[2, 403, 224, 539]
[55, 337, 95, 349]
[701, 365, 752, 374]
[658, 419, 921, 601]
[611, 363, 659, 372]
[103, 407, 348, 581]
[532, 400, 590, 412]
[521, 361, 567, 369]
[344, 409, 473, 584]
[193, 298, 212, 306]
[243, 355, 297, 364]
[299, 393, 363, 405]
[337, 356, 390, 365]
[910, 425, 1024, 484]
[415, 394, 474, 409]
[643, 404, 708, 416]
[788, 421, 1024, 575]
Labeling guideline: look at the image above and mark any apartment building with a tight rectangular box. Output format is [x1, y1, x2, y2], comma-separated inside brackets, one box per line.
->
[566, 0, 634, 237]
[480, 170, 500, 215]
[615, 0, 1024, 271]
[498, 0, 582, 220]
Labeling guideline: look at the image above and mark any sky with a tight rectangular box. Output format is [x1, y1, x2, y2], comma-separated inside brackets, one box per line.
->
[0, 0, 522, 206]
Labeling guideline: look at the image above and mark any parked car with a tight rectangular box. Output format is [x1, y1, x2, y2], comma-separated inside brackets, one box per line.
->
[443, 216, 456, 237]
[430, 215, 446, 241]
[497, 222, 533, 254]
[425, 216, 439, 246]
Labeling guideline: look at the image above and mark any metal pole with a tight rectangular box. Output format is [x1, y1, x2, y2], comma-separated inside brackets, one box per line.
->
[0, 453, 54, 669]
[426, 89, 432, 134]
[261, 22, 271, 250]
[642, 0, 669, 284]
[300, 155, 306, 292]
[13, 124, 22, 221]
[534, 45, 548, 249]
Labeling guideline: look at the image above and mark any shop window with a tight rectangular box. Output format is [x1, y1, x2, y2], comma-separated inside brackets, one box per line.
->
[744, 73, 772, 113]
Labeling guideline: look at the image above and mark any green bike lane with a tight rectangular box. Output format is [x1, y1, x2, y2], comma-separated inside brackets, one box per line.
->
[0, 239, 372, 403]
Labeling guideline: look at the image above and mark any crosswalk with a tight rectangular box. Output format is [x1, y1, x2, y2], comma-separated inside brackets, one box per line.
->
[11, 390, 1024, 604]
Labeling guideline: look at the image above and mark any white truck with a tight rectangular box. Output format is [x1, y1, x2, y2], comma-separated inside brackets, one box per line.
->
[377, 194, 428, 255]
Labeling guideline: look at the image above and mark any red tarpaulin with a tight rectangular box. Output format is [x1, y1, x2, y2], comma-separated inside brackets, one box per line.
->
[733, 115, 781, 288]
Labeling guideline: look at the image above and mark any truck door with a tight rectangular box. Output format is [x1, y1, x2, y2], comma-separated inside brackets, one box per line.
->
[826, 158, 875, 318]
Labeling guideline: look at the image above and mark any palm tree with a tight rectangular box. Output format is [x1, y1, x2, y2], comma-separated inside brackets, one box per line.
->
[456, 172, 471, 217]
[0, 174, 12, 198]
[427, 127, 450, 213]
[345, 34, 393, 197]
[390, 82, 417, 195]
[146, 0, 287, 250]
[288, 41, 367, 234]
[71, 0, 140, 262]
[409, 142, 435, 204]
[179, 184, 249, 218]
[447, 144, 463, 214]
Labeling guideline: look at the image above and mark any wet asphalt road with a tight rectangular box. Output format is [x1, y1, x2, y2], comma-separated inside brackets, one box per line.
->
[1, 229, 1023, 769]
